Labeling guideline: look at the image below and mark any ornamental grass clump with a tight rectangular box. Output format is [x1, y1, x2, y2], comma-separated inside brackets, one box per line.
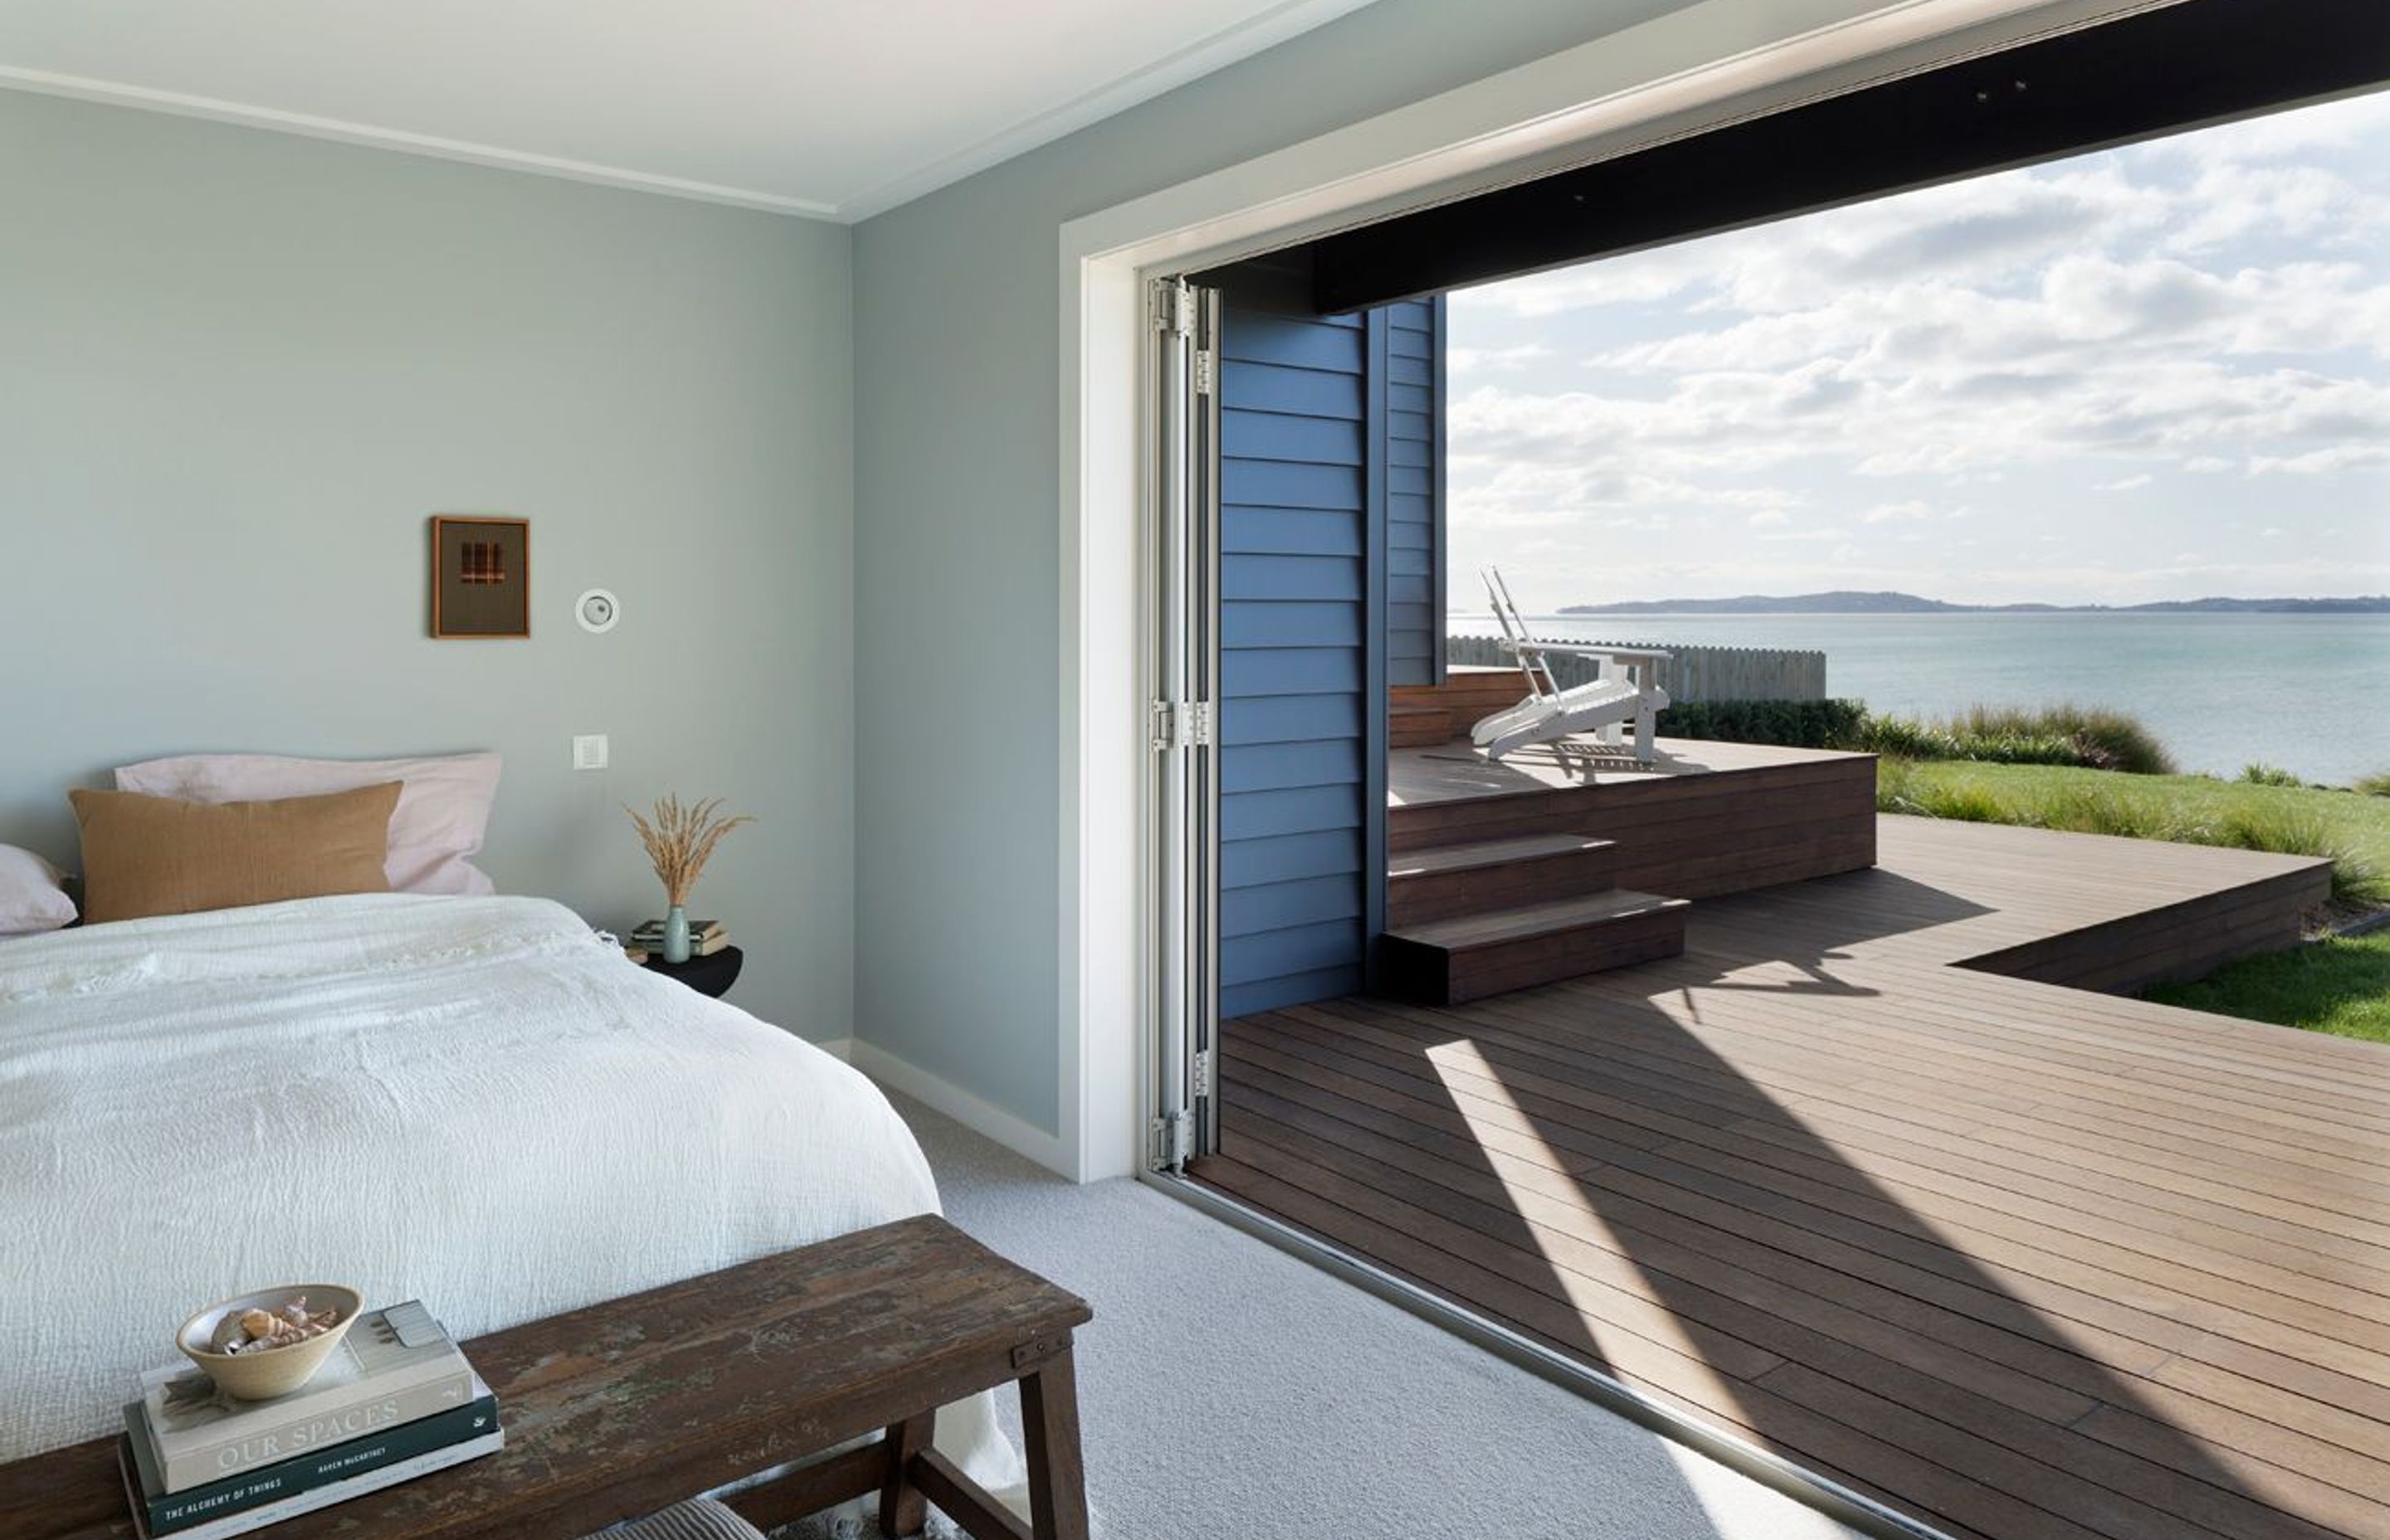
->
[1854, 704, 2173, 772]
[1951, 704, 2176, 775]
[2214, 804, 2387, 906]
[627, 795, 754, 907]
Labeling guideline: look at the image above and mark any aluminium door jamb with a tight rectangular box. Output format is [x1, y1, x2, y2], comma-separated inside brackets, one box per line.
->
[1146, 275, 1222, 1172]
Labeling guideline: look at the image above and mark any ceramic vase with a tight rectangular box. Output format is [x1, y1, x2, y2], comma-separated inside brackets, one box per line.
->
[662, 904, 692, 964]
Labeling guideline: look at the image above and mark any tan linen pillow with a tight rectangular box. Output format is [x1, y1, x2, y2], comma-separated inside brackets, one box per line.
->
[114, 752, 501, 895]
[69, 782, 402, 924]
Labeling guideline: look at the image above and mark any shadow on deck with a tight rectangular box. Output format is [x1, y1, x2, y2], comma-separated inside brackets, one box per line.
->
[1197, 814, 2378, 1540]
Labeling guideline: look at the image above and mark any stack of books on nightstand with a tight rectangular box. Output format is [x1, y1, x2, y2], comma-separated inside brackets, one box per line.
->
[628, 918, 731, 958]
[120, 1302, 500, 1538]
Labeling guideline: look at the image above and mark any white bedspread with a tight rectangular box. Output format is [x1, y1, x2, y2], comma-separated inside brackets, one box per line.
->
[0, 894, 1019, 1495]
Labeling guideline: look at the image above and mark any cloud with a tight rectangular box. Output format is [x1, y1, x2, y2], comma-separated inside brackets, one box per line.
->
[1446, 456, 1802, 529]
[2166, 162, 2390, 252]
[1443, 90, 2390, 603]
[1446, 342, 1553, 374]
[2247, 444, 2390, 475]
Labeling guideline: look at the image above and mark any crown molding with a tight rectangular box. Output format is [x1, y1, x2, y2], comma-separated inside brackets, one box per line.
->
[0, 0, 1380, 224]
[0, 65, 844, 217]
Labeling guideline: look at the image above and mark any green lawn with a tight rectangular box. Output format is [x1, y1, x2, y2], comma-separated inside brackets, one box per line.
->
[2144, 930, 2390, 1044]
[1875, 758, 2390, 904]
[1874, 758, 2390, 1040]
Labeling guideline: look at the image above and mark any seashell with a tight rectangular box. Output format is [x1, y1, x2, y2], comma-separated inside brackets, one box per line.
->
[210, 1297, 344, 1352]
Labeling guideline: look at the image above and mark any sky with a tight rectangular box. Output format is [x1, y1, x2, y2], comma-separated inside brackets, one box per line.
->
[1446, 88, 2390, 612]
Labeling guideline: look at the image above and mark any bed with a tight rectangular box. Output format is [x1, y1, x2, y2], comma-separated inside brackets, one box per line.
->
[0, 891, 1019, 1499]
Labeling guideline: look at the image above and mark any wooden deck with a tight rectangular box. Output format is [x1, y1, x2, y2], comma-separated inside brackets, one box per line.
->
[1194, 816, 2387, 1540]
[1390, 737, 1880, 898]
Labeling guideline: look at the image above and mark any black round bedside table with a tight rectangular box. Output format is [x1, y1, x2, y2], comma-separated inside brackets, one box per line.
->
[642, 946, 743, 998]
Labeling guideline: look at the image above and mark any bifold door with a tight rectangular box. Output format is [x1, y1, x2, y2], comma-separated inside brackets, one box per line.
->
[1147, 276, 1221, 1172]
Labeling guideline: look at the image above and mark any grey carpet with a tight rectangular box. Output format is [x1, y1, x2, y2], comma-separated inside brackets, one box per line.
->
[890, 1092, 1864, 1540]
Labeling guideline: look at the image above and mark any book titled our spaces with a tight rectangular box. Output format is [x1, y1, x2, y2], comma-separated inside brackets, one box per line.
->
[138, 1301, 473, 1492]
[121, 1384, 498, 1538]
[120, 1300, 500, 1538]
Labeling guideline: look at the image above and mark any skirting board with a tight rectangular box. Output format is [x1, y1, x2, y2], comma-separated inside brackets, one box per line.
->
[844, 1039, 1076, 1178]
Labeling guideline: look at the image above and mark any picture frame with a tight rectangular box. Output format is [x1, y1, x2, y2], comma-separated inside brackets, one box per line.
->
[429, 516, 530, 639]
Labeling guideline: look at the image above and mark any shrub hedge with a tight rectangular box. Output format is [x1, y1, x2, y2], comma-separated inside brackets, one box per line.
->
[1651, 698, 1867, 749]
[1651, 697, 2173, 774]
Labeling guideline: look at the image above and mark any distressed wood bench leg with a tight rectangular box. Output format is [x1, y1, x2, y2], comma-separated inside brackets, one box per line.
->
[1018, 1347, 1089, 1540]
[880, 1411, 935, 1537]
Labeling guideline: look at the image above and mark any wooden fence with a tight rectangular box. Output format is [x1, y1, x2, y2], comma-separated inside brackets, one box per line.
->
[1446, 634, 1826, 704]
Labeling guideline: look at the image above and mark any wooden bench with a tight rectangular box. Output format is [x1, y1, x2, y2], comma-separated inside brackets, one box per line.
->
[0, 1215, 1093, 1540]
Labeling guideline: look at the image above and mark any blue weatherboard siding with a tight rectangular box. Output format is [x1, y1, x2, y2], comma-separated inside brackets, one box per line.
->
[1217, 300, 1372, 1016]
[1213, 260, 1440, 1017]
[1385, 297, 1446, 689]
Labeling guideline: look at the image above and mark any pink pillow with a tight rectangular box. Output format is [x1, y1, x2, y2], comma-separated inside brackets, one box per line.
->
[114, 753, 500, 896]
[0, 844, 77, 935]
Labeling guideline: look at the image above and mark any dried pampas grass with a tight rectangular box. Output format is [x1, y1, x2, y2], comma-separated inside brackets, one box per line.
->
[627, 795, 754, 907]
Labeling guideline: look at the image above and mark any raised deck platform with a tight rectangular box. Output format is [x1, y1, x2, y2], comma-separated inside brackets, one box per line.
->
[1391, 737, 1878, 898]
[1202, 816, 2363, 1540]
[1375, 738, 1875, 1001]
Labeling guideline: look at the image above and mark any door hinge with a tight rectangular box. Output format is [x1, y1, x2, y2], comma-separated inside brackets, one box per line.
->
[1149, 1111, 1193, 1170]
[1192, 1048, 1212, 1098]
[1154, 280, 1196, 338]
[1149, 699, 1214, 751]
[1193, 348, 1216, 396]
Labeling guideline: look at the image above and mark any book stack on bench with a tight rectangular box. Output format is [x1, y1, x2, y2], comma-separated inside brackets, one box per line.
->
[629, 918, 730, 958]
[120, 1302, 499, 1539]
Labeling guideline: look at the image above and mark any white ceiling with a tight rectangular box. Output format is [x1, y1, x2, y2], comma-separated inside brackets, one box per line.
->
[0, 0, 1380, 222]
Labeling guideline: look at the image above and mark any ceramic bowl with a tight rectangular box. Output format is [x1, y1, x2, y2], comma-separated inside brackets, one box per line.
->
[176, 1284, 364, 1401]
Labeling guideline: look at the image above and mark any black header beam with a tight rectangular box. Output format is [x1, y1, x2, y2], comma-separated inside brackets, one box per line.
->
[1310, 0, 2390, 313]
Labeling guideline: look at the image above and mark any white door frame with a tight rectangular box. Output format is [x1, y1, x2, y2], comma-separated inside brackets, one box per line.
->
[1055, 0, 2182, 1182]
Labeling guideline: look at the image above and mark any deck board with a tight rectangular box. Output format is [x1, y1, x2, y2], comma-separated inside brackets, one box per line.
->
[1197, 813, 2382, 1540]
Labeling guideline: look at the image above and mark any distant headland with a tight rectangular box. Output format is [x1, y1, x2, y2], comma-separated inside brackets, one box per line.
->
[1558, 590, 2390, 616]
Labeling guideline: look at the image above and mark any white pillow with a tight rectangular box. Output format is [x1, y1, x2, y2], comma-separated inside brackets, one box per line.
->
[114, 752, 501, 896]
[0, 844, 77, 935]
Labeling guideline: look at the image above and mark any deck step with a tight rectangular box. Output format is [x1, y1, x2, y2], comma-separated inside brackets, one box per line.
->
[1387, 833, 1617, 926]
[1378, 889, 1690, 1005]
[1388, 703, 1456, 748]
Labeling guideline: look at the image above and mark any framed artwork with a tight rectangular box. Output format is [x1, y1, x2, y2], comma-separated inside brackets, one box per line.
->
[429, 516, 529, 638]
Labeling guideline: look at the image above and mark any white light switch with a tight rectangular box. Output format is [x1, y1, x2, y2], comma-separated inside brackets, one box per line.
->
[572, 734, 609, 772]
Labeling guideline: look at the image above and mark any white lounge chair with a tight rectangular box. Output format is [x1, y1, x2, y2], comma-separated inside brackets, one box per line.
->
[1472, 568, 1672, 763]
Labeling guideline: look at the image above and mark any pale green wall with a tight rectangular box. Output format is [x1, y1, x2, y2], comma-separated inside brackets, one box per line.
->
[850, 0, 1698, 1131]
[0, 91, 857, 1040]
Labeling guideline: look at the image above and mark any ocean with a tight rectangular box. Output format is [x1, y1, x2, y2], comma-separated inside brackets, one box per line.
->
[1454, 612, 2390, 787]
